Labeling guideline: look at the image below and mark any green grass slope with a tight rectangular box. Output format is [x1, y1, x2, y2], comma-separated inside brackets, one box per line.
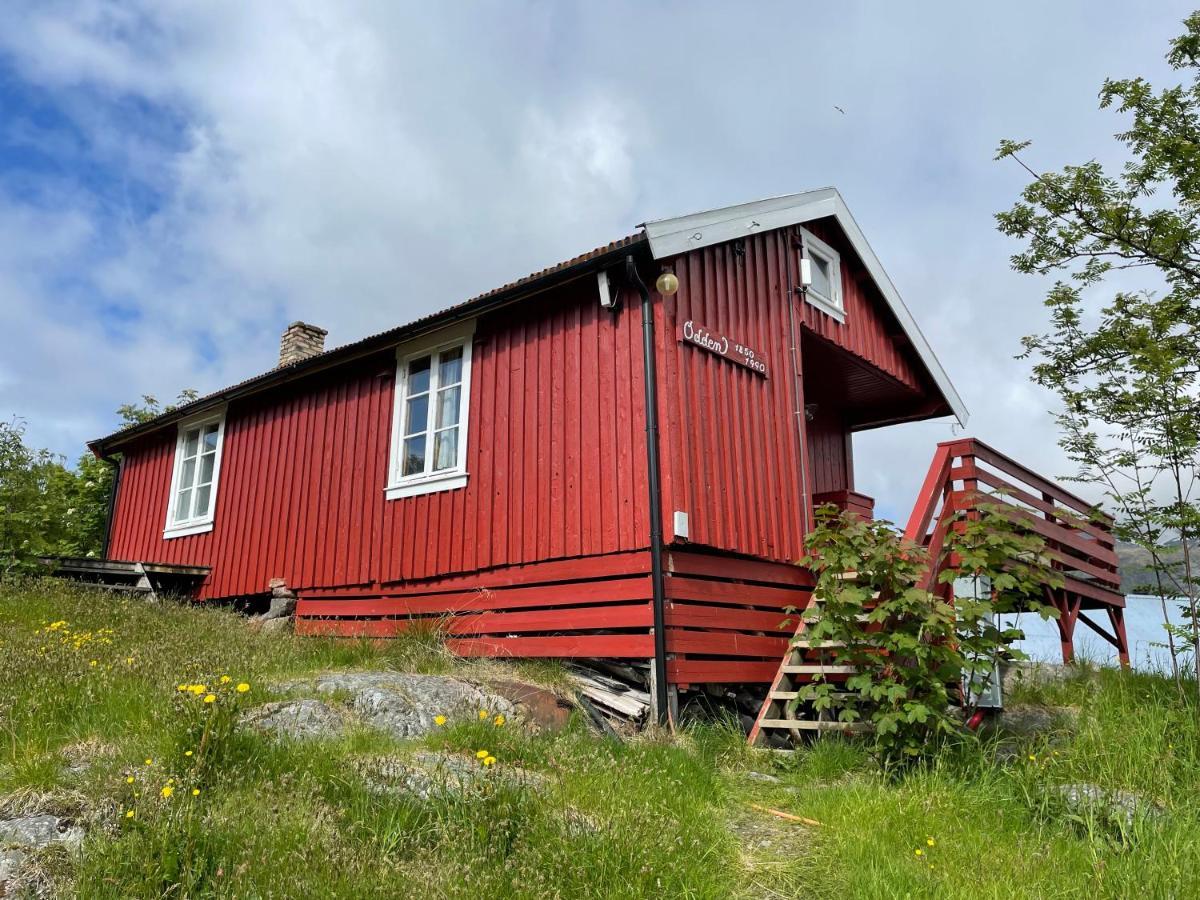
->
[2, 580, 1198, 898]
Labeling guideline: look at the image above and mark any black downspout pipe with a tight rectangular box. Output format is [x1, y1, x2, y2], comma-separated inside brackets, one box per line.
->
[626, 254, 670, 725]
[99, 457, 122, 560]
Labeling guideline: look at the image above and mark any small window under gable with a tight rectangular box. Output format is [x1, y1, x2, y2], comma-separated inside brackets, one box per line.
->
[164, 409, 226, 538]
[799, 226, 845, 322]
[386, 321, 475, 500]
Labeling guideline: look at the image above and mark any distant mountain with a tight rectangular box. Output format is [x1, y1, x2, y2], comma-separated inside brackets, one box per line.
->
[1115, 540, 1190, 595]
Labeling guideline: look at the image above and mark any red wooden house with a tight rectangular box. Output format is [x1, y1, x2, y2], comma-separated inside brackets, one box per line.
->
[88, 189, 1129, 715]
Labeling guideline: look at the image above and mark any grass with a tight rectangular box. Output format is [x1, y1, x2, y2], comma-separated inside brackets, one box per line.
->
[2, 579, 1199, 898]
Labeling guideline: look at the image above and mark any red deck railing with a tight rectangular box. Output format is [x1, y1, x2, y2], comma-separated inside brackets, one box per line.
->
[903, 438, 1128, 666]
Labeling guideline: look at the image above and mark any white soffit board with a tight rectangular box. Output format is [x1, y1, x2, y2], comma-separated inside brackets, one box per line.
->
[641, 188, 968, 427]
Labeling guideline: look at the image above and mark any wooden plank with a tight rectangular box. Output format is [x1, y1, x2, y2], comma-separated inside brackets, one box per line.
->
[665, 575, 811, 608]
[966, 440, 1109, 521]
[902, 443, 953, 542]
[972, 494, 1119, 569]
[666, 629, 790, 658]
[781, 665, 857, 675]
[757, 719, 870, 733]
[952, 465, 1114, 544]
[442, 602, 652, 635]
[298, 575, 654, 616]
[1061, 574, 1126, 608]
[448, 634, 654, 658]
[665, 602, 800, 633]
[664, 550, 814, 587]
[667, 659, 781, 684]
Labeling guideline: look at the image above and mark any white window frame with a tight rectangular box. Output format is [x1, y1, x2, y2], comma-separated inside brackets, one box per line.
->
[163, 408, 227, 539]
[799, 226, 845, 322]
[385, 321, 474, 500]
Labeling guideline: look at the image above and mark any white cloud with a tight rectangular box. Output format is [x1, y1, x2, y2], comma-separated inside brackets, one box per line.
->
[0, 0, 1191, 519]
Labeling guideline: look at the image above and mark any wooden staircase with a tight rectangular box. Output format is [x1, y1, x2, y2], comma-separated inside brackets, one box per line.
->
[747, 573, 874, 746]
[747, 437, 1131, 749]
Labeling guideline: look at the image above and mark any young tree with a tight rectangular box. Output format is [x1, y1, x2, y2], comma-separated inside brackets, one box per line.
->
[799, 505, 1057, 765]
[996, 12, 1200, 696]
[0, 390, 197, 572]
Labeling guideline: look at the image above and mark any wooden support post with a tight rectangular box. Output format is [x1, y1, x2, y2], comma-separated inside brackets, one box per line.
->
[1049, 588, 1079, 665]
[1107, 606, 1131, 668]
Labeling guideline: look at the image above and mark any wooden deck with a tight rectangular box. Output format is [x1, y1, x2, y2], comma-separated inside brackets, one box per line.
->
[903, 438, 1128, 665]
[39, 556, 210, 600]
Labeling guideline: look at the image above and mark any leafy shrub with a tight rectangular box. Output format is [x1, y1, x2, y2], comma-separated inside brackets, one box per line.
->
[797, 504, 1061, 764]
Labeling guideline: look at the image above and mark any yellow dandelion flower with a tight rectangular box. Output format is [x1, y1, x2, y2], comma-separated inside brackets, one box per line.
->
[89, 660, 97, 667]
[191, 684, 207, 695]
[476, 749, 489, 759]
[220, 675, 231, 684]
[926, 838, 935, 847]
[483, 756, 496, 767]
[914, 849, 923, 857]
[192, 788, 200, 796]
[126, 776, 135, 784]
[160, 785, 174, 798]
[493, 714, 506, 726]
[1028, 754, 1037, 761]
[478, 710, 488, 720]
[236, 683, 250, 693]
[434, 715, 447, 726]
[125, 809, 135, 819]
[144, 758, 153, 766]
[185, 750, 194, 757]
[126, 657, 134, 665]
[177, 684, 189, 692]
[203, 694, 217, 704]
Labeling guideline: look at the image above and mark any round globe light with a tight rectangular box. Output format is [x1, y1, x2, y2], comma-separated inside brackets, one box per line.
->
[655, 271, 679, 296]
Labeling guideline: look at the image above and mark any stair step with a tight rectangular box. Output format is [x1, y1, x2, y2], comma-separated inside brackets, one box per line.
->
[781, 665, 857, 675]
[757, 718, 871, 733]
[803, 614, 872, 625]
[768, 690, 856, 700]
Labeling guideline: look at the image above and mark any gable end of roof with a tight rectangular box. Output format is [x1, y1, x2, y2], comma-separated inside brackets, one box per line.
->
[642, 188, 968, 427]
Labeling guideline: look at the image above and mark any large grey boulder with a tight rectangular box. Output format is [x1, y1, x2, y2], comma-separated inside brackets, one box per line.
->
[1057, 783, 1162, 829]
[356, 751, 544, 801]
[0, 815, 82, 851]
[287, 673, 517, 741]
[0, 847, 27, 886]
[243, 698, 349, 740]
[0, 814, 83, 894]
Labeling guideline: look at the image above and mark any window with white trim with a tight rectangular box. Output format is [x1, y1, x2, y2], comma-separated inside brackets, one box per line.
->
[164, 410, 226, 538]
[386, 325, 474, 499]
[800, 226, 845, 321]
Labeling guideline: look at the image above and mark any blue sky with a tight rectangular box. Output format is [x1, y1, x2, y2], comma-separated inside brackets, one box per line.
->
[0, 2, 1193, 662]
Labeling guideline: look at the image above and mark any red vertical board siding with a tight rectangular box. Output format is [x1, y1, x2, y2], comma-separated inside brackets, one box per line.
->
[798, 220, 922, 391]
[108, 280, 648, 600]
[656, 230, 800, 564]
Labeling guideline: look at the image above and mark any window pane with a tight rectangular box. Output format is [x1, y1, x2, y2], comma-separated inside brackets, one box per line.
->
[181, 457, 197, 490]
[175, 488, 192, 523]
[183, 428, 200, 459]
[438, 346, 463, 386]
[195, 484, 212, 517]
[434, 428, 458, 471]
[203, 424, 220, 451]
[407, 355, 431, 395]
[198, 453, 215, 485]
[435, 385, 461, 429]
[811, 253, 832, 300]
[404, 394, 429, 436]
[402, 434, 427, 477]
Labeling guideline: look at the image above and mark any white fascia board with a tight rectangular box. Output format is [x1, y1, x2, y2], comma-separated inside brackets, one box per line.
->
[641, 188, 969, 427]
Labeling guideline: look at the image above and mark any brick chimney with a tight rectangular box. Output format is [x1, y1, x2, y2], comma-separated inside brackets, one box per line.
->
[278, 321, 327, 367]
